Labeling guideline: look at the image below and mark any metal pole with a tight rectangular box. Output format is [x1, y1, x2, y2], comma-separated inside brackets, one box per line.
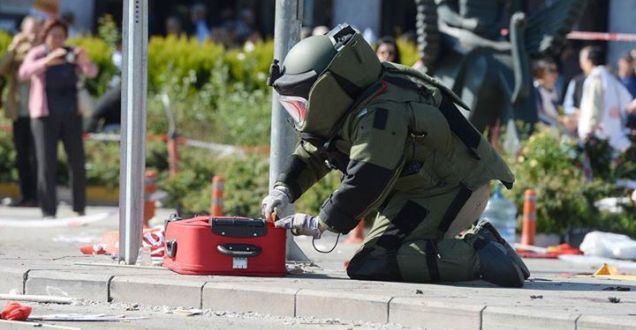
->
[269, 0, 303, 190]
[119, 0, 148, 265]
[270, 0, 309, 262]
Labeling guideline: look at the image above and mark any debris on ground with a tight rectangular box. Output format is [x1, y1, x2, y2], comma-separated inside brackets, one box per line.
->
[0, 301, 32, 321]
[608, 297, 621, 303]
[515, 243, 582, 259]
[125, 304, 140, 311]
[286, 262, 318, 275]
[415, 290, 423, 294]
[173, 308, 204, 317]
[28, 313, 147, 321]
[0, 294, 73, 305]
[602, 286, 631, 291]
[530, 295, 543, 300]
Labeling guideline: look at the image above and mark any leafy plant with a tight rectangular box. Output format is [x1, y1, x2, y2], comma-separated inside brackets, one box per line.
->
[0, 119, 17, 182]
[67, 36, 116, 96]
[0, 30, 11, 58]
[396, 38, 419, 66]
[505, 125, 636, 236]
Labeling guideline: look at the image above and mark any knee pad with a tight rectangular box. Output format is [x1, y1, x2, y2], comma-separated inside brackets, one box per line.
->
[346, 247, 402, 282]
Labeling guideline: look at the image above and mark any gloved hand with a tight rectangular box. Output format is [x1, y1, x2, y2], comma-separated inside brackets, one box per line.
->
[261, 186, 293, 220]
[275, 213, 323, 239]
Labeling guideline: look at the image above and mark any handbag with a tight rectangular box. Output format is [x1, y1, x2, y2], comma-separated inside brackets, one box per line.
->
[77, 80, 94, 116]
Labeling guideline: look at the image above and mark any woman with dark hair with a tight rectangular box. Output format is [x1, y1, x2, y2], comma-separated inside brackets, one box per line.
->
[19, 19, 97, 218]
[375, 36, 401, 64]
[532, 58, 560, 126]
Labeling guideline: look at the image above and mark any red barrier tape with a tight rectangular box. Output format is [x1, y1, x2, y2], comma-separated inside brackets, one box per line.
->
[567, 31, 636, 42]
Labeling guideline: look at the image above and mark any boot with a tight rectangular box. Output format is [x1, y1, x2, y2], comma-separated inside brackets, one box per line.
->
[474, 219, 530, 279]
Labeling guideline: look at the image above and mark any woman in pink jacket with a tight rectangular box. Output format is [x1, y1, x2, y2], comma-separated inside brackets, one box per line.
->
[19, 19, 97, 218]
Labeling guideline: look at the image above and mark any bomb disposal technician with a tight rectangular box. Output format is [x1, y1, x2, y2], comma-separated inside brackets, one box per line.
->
[262, 25, 529, 287]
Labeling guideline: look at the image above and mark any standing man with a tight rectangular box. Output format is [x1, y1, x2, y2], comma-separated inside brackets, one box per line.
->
[0, 16, 42, 207]
[578, 46, 632, 154]
[262, 25, 529, 287]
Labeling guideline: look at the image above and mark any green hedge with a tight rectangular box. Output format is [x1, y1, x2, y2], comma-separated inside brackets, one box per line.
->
[504, 125, 636, 236]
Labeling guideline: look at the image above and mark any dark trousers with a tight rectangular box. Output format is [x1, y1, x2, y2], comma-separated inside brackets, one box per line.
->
[13, 117, 37, 202]
[31, 113, 86, 216]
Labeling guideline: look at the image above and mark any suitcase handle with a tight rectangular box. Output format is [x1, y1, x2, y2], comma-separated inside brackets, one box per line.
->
[217, 244, 262, 257]
[166, 240, 177, 258]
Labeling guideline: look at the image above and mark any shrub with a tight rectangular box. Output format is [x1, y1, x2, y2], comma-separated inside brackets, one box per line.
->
[0, 30, 11, 57]
[396, 39, 419, 66]
[67, 36, 117, 97]
[505, 125, 636, 236]
[147, 36, 225, 93]
[0, 120, 16, 182]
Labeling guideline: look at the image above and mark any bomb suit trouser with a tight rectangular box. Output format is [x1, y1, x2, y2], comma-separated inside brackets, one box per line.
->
[347, 184, 490, 283]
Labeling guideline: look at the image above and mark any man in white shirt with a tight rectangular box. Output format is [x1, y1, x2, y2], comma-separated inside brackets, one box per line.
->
[578, 46, 633, 153]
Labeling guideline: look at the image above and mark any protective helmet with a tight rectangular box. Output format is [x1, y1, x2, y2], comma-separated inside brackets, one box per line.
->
[268, 24, 382, 137]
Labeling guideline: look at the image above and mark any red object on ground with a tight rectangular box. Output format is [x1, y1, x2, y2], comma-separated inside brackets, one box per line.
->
[79, 244, 107, 255]
[521, 189, 537, 246]
[516, 244, 583, 259]
[163, 216, 286, 276]
[0, 301, 32, 321]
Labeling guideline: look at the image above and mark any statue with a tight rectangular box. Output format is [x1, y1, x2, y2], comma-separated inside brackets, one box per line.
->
[415, 0, 588, 132]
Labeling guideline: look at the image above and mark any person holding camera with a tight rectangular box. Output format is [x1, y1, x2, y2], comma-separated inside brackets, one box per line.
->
[0, 16, 42, 207]
[19, 19, 97, 218]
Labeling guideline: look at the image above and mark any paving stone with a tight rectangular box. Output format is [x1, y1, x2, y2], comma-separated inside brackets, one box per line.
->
[296, 289, 391, 323]
[577, 315, 636, 330]
[25, 270, 111, 302]
[0, 266, 27, 294]
[389, 297, 484, 330]
[202, 283, 298, 316]
[483, 306, 579, 330]
[110, 275, 206, 308]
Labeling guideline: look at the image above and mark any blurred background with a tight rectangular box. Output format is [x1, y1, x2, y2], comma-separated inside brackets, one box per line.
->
[1, 0, 636, 245]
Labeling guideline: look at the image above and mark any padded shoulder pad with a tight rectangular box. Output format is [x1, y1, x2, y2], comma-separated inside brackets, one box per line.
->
[382, 62, 470, 111]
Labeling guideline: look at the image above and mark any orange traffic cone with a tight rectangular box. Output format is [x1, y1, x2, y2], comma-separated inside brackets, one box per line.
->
[345, 219, 365, 244]
[167, 136, 179, 177]
[521, 189, 536, 246]
[210, 176, 224, 216]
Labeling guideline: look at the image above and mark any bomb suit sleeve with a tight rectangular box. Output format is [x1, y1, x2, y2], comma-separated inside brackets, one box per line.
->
[275, 141, 332, 202]
[319, 106, 409, 233]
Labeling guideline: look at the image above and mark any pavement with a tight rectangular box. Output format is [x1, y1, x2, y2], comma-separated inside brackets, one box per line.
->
[1, 204, 636, 330]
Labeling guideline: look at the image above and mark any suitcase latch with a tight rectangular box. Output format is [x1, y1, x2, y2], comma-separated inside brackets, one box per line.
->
[211, 218, 268, 237]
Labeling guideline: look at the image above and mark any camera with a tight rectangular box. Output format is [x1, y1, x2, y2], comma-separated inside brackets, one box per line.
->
[64, 49, 76, 63]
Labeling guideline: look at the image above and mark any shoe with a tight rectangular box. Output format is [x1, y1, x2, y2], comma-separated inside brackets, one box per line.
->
[476, 239, 526, 287]
[474, 219, 530, 280]
[9, 199, 38, 207]
[43, 214, 56, 219]
[75, 211, 86, 216]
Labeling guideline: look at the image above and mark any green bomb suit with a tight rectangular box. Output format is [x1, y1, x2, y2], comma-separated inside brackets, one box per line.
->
[268, 25, 529, 287]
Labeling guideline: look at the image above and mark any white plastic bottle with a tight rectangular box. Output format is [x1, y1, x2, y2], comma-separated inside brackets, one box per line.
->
[481, 184, 517, 244]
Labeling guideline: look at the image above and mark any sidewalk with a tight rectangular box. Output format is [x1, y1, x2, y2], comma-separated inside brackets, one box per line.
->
[1, 205, 635, 329]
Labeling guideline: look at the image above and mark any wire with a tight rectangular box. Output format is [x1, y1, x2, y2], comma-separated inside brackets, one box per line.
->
[312, 233, 341, 254]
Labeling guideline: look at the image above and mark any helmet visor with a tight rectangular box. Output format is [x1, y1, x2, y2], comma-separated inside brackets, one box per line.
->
[279, 95, 308, 128]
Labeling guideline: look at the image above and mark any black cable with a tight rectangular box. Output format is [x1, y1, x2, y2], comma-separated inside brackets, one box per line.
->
[312, 233, 341, 254]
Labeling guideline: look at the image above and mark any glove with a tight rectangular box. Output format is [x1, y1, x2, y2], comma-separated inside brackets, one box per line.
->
[275, 213, 323, 239]
[261, 186, 293, 220]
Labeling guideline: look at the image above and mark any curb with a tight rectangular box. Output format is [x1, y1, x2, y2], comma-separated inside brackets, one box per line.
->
[2, 268, 636, 329]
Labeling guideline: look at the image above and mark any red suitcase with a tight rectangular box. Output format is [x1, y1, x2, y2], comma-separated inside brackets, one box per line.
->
[163, 215, 287, 276]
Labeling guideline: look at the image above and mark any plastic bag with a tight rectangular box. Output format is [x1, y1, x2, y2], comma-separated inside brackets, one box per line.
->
[579, 231, 636, 259]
